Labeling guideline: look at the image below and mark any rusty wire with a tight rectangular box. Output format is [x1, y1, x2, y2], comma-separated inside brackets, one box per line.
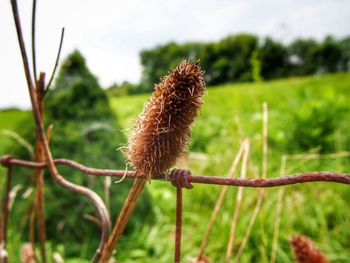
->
[170, 169, 193, 263]
[1, 156, 350, 188]
[1, 155, 350, 263]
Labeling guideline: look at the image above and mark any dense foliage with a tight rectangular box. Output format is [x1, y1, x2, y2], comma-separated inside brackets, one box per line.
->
[4, 50, 153, 259]
[109, 34, 350, 94]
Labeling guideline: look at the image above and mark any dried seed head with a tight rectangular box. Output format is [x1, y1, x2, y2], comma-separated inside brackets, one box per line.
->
[127, 60, 205, 179]
[290, 235, 329, 263]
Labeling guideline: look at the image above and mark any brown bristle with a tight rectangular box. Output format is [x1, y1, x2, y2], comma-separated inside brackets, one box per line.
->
[290, 235, 329, 263]
[127, 60, 205, 179]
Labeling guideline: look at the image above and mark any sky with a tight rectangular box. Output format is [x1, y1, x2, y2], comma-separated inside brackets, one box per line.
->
[1, 0, 350, 109]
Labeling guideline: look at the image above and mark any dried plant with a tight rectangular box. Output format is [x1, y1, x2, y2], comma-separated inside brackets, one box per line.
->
[290, 235, 329, 263]
[102, 60, 205, 260]
[127, 60, 205, 179]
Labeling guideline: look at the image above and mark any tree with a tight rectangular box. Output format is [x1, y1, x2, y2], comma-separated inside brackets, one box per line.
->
[338, 36, 350, 72]
[288, 38, 319, 75]
[259, 37, 289, 79]
[316, 36, 343, 73]
[9, 50, 153, 258]
[213, 34, 258, 83]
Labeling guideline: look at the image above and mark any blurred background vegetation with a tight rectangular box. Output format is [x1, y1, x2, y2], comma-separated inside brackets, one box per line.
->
[0, 32, 350, 262]
[108, 34, 350, 95]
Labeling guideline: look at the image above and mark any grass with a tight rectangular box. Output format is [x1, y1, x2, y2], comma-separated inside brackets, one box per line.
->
[109, 73, 350, 262]
[1, 73, 350, 262]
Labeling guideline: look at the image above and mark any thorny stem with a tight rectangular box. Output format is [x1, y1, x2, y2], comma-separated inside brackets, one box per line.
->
[10, 1, 110, 262]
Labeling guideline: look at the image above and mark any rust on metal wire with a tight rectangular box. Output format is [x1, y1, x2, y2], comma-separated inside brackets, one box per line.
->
[170, 169, 194, 263]
[1, 156, 350, 188]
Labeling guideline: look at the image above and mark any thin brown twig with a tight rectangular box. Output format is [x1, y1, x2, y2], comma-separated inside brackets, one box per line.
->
[45, 27, 65, 92]
[31, 0, 37, 83]
[10, 2, 110, 262]
[196, 140, 246, 261]
[225, 140, 250, 262]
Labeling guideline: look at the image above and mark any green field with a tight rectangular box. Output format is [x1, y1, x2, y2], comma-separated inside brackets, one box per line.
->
[1, 73, 350, 262]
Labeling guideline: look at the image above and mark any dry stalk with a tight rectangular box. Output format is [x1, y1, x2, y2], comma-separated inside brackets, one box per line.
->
[282, 151, 350, 175]
[270, 149, 350, 263]
[196, 140, 246, 261]
[225, 140, 250, 262]
[262, 102, 268, 179]
[1, 130, 34, 160]
[101, 61, 205, 261]
[10, 1, 111, 262]
[34, 72, 47, 263]
[270, 155, 286, 263]
[234, 102, 268, 262]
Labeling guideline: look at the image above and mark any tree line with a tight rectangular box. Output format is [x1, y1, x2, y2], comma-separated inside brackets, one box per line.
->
[108, 34, 350, 95]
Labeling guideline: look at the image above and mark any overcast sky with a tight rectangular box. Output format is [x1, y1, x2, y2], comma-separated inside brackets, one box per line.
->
[1, 0, 350, 109]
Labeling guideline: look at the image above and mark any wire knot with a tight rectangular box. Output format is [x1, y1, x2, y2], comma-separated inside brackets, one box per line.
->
[170, 169, 193, 189]
[0, 155, 13, 167]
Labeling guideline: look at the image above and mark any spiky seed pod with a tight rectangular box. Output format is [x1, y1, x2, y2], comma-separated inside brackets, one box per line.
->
[290, 235, 329, 263]
[127, 60, 205, 179]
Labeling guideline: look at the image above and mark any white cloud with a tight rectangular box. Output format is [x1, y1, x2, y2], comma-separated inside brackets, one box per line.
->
[1, 0, 349, 109]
